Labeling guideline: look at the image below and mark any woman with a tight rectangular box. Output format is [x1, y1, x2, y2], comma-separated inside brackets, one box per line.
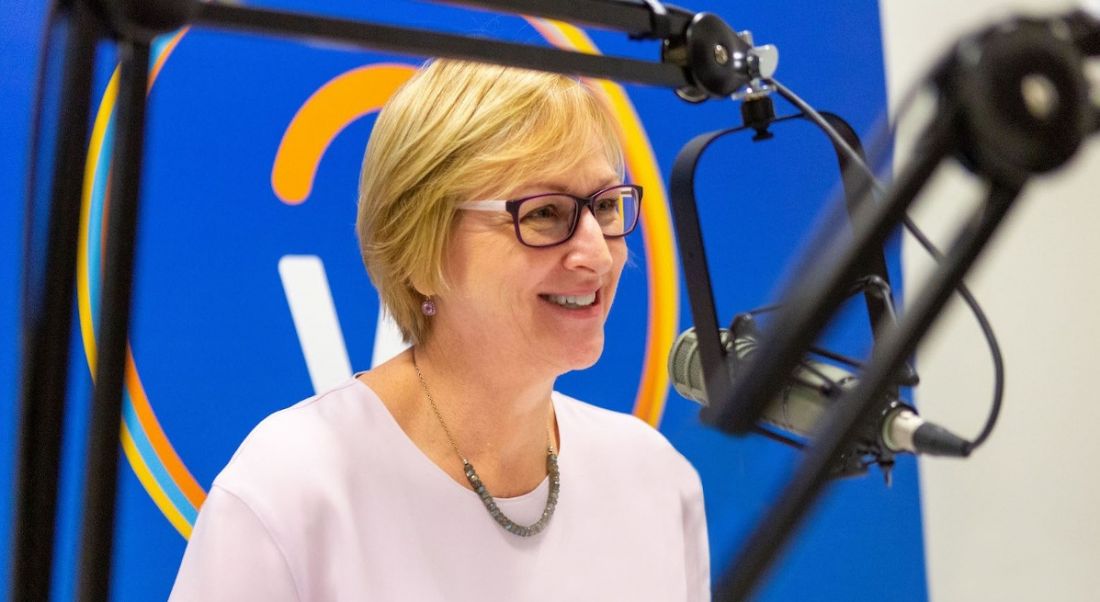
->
[170, 59, 709, 600]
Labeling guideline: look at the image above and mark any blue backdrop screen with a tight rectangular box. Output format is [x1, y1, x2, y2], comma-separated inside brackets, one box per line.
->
[0, 2, 927, 600]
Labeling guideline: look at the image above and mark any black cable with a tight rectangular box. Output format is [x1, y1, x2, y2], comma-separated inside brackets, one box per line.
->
[763, 77, 1004, 452]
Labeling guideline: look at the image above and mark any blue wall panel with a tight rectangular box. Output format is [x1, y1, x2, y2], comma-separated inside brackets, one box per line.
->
[1, 1, 926, 599]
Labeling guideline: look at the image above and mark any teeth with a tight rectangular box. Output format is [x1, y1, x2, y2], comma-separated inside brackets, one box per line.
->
[544, 293, 596, 308]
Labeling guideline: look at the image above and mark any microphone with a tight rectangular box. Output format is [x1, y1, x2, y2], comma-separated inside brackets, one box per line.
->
[668, 325, 971, 457]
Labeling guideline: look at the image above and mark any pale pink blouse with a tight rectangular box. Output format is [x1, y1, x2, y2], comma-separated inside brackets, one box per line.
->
[169, 378, 710, 601]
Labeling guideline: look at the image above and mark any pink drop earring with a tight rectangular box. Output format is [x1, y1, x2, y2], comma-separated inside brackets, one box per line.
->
[421, 297, 437, 316]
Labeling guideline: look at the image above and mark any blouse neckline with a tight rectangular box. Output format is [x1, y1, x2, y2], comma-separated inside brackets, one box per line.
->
[349, 377, 564, 506]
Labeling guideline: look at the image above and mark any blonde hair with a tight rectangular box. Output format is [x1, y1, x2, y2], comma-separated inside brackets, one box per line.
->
[356, 59, 624, 344]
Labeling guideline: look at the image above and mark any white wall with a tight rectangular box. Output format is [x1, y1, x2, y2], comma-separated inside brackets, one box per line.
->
[879, 1, 1100, 600]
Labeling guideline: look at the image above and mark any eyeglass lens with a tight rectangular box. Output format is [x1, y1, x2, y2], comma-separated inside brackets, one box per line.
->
[516, 185, 640, 246]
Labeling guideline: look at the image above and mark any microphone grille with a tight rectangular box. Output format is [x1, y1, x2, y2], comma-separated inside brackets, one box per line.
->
[668, 328, 708, 405]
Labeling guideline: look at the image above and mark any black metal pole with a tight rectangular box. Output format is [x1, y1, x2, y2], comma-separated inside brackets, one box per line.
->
[432, 0, 694, 37]
[10, 2, 101, 599]
[75, 37, 152, 602]
[191, 3, 688, 88]
[716, 179, 1024, 601]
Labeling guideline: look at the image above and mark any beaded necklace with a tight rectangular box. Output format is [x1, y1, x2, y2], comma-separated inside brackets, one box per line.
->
[411, 352, 559, 537]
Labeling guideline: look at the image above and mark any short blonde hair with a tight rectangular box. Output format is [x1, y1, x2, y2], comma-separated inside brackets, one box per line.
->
[356, 59, 624, 344]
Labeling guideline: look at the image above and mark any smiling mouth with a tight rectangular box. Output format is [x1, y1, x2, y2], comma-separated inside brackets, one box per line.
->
[540, 292, 598, 309]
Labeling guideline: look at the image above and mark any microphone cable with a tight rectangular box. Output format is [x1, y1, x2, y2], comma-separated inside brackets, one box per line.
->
[759, 77, 1004, 453]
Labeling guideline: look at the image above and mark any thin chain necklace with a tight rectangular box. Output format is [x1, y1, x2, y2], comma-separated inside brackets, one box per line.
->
[412, 351, 559, 537]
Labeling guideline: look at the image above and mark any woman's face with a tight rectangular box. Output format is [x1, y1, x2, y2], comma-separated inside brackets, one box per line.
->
[434, 142, 628, 377]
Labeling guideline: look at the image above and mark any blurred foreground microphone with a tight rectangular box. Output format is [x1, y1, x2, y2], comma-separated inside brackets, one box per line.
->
[668, 324, 971, 457]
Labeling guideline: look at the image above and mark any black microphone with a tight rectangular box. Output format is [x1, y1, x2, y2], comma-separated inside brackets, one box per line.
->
[668, 326, 971, 457]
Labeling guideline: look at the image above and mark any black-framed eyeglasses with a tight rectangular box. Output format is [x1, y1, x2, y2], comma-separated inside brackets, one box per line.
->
[457, 184, 642, 248]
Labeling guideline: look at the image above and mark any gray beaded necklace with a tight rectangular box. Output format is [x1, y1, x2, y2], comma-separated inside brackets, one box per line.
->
[412, 353, 559, 537]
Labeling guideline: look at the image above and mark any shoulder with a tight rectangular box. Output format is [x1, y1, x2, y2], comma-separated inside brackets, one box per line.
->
[552, 391, 699, 485]
[553, 391, 677, 451]
[553, 391, 664, 444]
[212, 378, 376, 503]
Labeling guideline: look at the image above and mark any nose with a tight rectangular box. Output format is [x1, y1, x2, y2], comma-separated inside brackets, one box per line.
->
[563, 208, 614, 275]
